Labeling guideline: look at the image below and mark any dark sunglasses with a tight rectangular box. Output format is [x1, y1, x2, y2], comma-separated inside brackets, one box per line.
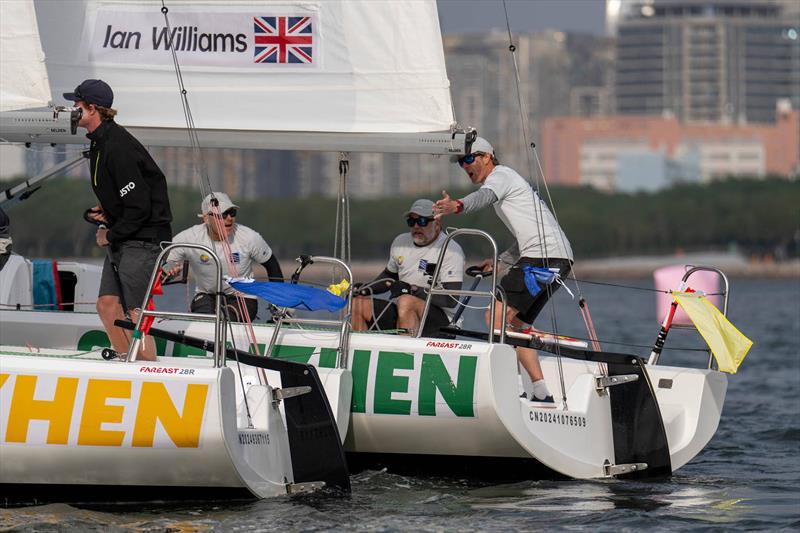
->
[406, 216, 431, 227]
[210, 208, 238, 218]
[457, 152, 483, 167]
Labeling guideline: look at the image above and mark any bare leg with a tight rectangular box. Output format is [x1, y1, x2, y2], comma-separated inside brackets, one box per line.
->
[129, 308, 157, 361]
[510, 316, 545, 381]
[97, 295, 130, 353]
[351, 295, 374, 331]
[485, 305, 545, 382]
[396, 295, 425, 335]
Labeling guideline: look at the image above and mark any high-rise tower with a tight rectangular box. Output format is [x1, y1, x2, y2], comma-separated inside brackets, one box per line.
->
[612, 0, 800, 123]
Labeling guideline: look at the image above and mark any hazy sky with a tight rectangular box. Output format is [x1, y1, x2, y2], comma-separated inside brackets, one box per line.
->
[0, 0, 609, 178]
[437, 0, 607, 36]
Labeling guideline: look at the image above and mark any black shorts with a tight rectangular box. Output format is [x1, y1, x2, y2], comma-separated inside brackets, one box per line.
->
[499, 257, 572, 325]
[191, 292, 258, 322]
[99, 241, 161, 311]
[368, 299, 452, 338]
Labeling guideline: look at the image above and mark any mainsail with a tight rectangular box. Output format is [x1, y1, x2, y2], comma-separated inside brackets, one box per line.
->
[0, 0, 51, 111]
[7, 0, 467, 153]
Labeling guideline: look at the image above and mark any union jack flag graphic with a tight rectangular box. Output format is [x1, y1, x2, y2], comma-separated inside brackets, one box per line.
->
[253, 16, 313, 64]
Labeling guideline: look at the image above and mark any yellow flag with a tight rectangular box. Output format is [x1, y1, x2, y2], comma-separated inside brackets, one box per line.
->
[672, 291, 753, 374]
[327, 279, 350, 297]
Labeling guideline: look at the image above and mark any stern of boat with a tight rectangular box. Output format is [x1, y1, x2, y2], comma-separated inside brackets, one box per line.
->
[647, 365, 728, 470]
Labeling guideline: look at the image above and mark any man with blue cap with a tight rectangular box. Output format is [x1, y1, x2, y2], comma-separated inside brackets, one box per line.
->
[64, 79, 173, 361]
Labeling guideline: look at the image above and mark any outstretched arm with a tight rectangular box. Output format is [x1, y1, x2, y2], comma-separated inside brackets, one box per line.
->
[434, 188, 497, 217]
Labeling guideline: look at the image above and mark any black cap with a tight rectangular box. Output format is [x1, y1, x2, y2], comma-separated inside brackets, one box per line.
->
[63, 79, 114, 108]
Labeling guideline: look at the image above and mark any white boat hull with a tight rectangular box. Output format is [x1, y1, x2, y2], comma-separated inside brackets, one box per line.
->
[0, 309, 727, 480]
[0, 340, 349, 501]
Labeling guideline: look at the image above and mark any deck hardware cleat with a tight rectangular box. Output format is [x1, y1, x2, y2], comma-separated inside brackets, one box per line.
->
[272, 386, 312, 406]
[286, 481, 325, 494]
[100, 348, 125, 361]
[595, 374, 638, 395]
[603, 462, 649, 476]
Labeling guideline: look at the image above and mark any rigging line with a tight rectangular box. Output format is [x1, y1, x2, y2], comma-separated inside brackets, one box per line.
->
[565, 277, 726, 297]
[160, 2, 261, 366]
[225, 308, 254, 428]
[529, 326, 711, 352]
[500, 1, 551, 272]
[159, 1, 210, 194]
[502, 0, 568, 405]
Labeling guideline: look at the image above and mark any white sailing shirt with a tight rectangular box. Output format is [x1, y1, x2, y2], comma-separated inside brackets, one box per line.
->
[481, 165, 573, 260]
[387, 232, 465, 319]
[167, 223, 273, 295]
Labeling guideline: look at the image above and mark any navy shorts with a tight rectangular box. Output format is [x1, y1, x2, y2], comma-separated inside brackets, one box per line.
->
[499, 257, 572, 325]
[99, 241, 161, 311]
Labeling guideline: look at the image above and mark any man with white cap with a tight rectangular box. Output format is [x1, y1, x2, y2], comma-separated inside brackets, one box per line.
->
[351, 199, 464, 337]
[166, 192, 283, 322]
[433, 137, 574, 402]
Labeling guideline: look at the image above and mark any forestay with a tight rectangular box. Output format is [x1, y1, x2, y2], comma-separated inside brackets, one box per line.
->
[25, 0, 465, 153]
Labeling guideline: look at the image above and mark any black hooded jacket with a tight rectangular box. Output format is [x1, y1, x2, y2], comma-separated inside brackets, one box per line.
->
[87, 120, 172, 244]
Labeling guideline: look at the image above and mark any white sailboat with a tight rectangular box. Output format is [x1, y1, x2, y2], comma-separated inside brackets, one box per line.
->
[1, 0, 740, 488]
[0, 0, 354, 502]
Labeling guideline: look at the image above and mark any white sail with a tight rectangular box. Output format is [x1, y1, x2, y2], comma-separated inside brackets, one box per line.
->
[0, 0, 52, 111]
[21, 0, 466, 153]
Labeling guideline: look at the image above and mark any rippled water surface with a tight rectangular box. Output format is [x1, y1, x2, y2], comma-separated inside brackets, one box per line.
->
[2, 278, 798, 531]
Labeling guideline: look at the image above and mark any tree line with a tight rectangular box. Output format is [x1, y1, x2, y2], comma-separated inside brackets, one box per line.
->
[4, 176, 797, 261]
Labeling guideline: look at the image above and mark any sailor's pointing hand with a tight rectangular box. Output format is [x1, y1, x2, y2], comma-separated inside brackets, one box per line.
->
[434, 190, 463, 218]
[433, 190, 451, 218]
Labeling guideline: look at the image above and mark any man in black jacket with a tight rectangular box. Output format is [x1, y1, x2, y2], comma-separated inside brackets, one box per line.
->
[64, 79, 172, 361]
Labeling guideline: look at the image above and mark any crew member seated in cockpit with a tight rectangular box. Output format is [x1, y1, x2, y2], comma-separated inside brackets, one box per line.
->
[351, 199, 464, 337]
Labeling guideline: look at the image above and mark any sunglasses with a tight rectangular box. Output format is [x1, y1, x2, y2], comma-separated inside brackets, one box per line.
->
[457, 152, 483, 167]
[210, 208, 238, 218]
[406, 216, 431, 227]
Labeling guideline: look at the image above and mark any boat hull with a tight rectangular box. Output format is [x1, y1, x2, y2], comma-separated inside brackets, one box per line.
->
[0, 310, 727, 480]
[0, 349, 298, 500]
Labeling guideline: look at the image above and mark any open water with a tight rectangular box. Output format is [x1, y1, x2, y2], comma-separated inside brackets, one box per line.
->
[2, 277, 798, 531]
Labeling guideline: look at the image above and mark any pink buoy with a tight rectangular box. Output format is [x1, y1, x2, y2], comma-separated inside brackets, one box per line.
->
[653, 265, 723, 326]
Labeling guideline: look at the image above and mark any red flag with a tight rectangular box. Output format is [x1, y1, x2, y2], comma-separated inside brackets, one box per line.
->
[140, 274, 163, 336]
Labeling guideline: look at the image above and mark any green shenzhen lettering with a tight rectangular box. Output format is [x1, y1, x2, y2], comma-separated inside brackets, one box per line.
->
[374, 351, 413, 415]
[171, 341, 205, 358]
[350, 350, 371, 413]
[77, 330, 110, 351]
[270, 345, 337, 367]
[271, 345, 314, 363]
[418, 354, 477, 417]
[78, 329, 166, 355]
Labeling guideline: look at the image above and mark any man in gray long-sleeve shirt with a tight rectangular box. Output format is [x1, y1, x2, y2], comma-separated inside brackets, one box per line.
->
[433, 137, 574, 403]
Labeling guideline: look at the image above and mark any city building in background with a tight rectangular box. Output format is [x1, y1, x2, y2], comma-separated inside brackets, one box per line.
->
[612, 0, 800, 123]
[542, 100, 799, 191]
[5, 4, 796, 195]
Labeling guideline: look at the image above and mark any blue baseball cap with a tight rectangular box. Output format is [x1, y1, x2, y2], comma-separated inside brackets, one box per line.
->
[63, 79, 114, 108]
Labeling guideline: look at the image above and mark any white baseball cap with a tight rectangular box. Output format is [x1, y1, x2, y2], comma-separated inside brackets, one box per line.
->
[200, 192, 238, 217]
[451, 136, 495, 163]
[404, 199, 435, 218]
